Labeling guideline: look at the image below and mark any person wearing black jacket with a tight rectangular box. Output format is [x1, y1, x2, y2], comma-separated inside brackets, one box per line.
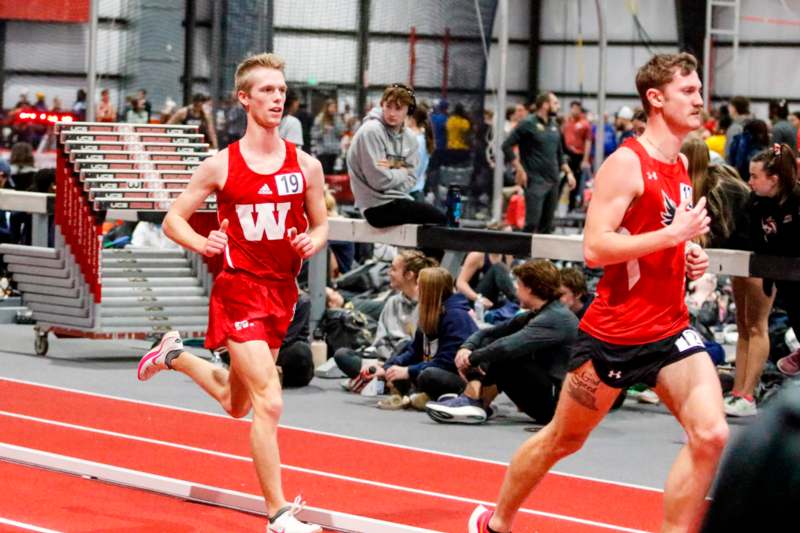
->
[426, 259, 578, 424]
[746, 144, 800, 380]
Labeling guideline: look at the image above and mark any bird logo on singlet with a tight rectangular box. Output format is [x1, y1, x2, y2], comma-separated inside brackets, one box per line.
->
[661, 191, 678, 227]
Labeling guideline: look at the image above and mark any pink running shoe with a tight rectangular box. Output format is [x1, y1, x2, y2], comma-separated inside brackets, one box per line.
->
[777, 348, 800, 377]
[468, 505, 497, 533]
[137, 331, 183, 381]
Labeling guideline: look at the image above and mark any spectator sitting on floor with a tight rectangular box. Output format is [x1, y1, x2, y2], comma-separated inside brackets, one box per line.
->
[373, 267, 477, 410]
[425, 259, 578, 425]
[276, 293, 315, 387]
[335, 250, 438, 386]
[347, 84, 446, 227]
[455, 244, 518, 320]
[559, 266, 594, 319]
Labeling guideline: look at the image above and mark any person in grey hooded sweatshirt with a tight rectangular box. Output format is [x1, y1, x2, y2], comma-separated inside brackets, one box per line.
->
[347, 84, 446, 227]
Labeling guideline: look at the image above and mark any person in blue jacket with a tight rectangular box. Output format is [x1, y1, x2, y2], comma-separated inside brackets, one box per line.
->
[376, 266, 477, 408]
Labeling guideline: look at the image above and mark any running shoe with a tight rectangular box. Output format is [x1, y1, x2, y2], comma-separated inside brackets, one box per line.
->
[724, 396, 757, 417]
[468, 505, 496, 533]
[637, 388, 660, 405]
[137, 330, 183, 381]
[426, 394, 488, 424]
[777, 348, 800, 377]
[268, 496, 322, 533]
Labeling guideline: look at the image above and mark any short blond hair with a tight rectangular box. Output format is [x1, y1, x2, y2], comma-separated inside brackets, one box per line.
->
[235, 53, 286, 94]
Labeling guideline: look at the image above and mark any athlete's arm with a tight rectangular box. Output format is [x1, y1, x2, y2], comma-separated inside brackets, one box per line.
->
[295, 150, 329, 258]
[162, 151, 227, 255]
[583, 147, 710, 268]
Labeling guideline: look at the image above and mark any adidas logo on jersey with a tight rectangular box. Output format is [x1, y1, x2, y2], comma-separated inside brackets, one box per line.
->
[258, 183, 273, 195]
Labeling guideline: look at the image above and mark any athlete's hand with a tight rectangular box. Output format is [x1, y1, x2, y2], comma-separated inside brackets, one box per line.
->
[669, 196, 710, 245]
[203, 219, 228, 257]
[287, 227, 314, 258]
[685, 243, 709, 281]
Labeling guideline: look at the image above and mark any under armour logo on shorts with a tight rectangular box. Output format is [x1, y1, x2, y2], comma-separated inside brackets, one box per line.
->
[234, 320, 252, 331]
[608, 370, 622, 379]
[646, 171, 658, 181]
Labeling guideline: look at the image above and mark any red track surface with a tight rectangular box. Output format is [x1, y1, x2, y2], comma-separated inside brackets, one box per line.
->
[0, 379, 662, 532]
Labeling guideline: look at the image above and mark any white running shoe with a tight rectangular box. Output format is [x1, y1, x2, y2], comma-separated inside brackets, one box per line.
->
[137, 330, 183, 381]
[268, 496, 322, 533]
[724, 396, 757, 417]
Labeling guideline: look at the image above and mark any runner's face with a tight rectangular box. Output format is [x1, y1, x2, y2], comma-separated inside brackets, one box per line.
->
[659, 70, 703, 132]
[239, 67, 287, 129]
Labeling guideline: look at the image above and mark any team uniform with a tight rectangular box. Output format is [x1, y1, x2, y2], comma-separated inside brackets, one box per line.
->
[205, 139, 308, 350]
[569, 137, 706, 388]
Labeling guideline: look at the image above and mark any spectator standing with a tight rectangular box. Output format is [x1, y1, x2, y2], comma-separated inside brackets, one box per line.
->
[168, 93, 218, 149]
[406, 106, 433, 201]
[136, 89, 152, 122]
[502, 91, 575, 234]
[32, 92, 47, 111]
[125, 98, 149, 124]
[429, 100, 449, 172]
[562, 100, 592, 211]
[724, 95, 751, 161]
[311, 99, 345, 174]
[278, 89, 304, 150]
[347, 84, 446, 227]
[72, 89, 87, 121]
[746, 145, 800, 383]
[616, 106, 637, 144]
[96, 89, 116, 123]
[769, 99, 797, 154]
[445, 102, 471, 165]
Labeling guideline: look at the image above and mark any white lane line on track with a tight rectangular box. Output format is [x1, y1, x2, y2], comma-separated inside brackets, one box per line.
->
[0, 376, 664, 494]
[0, 410, 650, 533]
[0, 517, 62, 533]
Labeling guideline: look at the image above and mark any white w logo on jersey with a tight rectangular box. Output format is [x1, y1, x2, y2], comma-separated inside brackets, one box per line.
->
[236, 202, 291, 241]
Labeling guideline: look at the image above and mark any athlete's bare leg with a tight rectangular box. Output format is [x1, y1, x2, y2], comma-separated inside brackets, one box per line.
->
[654, 352, 728, 532]
[170, 349, 251, 418]
[488, 360, 620, 532]
[171, 339, 286, 516]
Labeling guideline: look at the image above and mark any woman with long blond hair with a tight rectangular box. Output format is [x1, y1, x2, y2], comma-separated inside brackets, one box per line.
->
[377, 267, 477, 409]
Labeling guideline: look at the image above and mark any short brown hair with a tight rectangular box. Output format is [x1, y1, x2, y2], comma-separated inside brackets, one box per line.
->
[559, 267, 587, 298]
[635, 52, 698, 114]
[512, 259, 562, 301]
[381, 84, 414, 108]
[235, 53, 285, 95]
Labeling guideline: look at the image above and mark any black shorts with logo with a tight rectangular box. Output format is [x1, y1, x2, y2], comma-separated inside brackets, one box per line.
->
[567, 327, 708, 389]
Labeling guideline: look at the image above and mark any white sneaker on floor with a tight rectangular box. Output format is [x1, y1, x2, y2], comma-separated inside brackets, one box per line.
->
[137, 331, 183, 381]
[637, 388, 660, 405]
[314, 358, 346, 379]
[724, 396, 757, 417]
[268, 496, 322, 533]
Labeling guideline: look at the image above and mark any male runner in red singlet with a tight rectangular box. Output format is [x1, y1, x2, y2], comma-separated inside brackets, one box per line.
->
[469, 53, 727, 533]
[137, 53, 327, 533]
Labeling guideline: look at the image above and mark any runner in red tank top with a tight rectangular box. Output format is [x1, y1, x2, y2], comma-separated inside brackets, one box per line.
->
[136, 53, 327, 533]
[469, 54, 729, 533]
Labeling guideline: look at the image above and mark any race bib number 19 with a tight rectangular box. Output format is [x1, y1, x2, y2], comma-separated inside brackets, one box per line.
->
[275, 173, 304, 196]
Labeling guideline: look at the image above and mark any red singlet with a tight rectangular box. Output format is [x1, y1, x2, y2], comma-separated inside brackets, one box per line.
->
[217, 140, 308, 281]
[580, 138, 692, 345]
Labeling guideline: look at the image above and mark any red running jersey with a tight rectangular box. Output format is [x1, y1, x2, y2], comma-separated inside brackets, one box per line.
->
[217, 140, 308, 282]
[580, 138, 692, 345]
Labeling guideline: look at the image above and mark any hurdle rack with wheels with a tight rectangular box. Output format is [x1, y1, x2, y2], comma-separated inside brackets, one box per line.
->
[0, 121, 218, 356]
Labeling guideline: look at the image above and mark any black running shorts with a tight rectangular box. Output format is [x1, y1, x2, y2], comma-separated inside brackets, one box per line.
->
[567, 327, 708, 389]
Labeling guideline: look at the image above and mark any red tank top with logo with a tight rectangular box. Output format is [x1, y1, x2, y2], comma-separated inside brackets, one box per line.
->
[217, 140, 308, 282]
[580, 137, 692, 345]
